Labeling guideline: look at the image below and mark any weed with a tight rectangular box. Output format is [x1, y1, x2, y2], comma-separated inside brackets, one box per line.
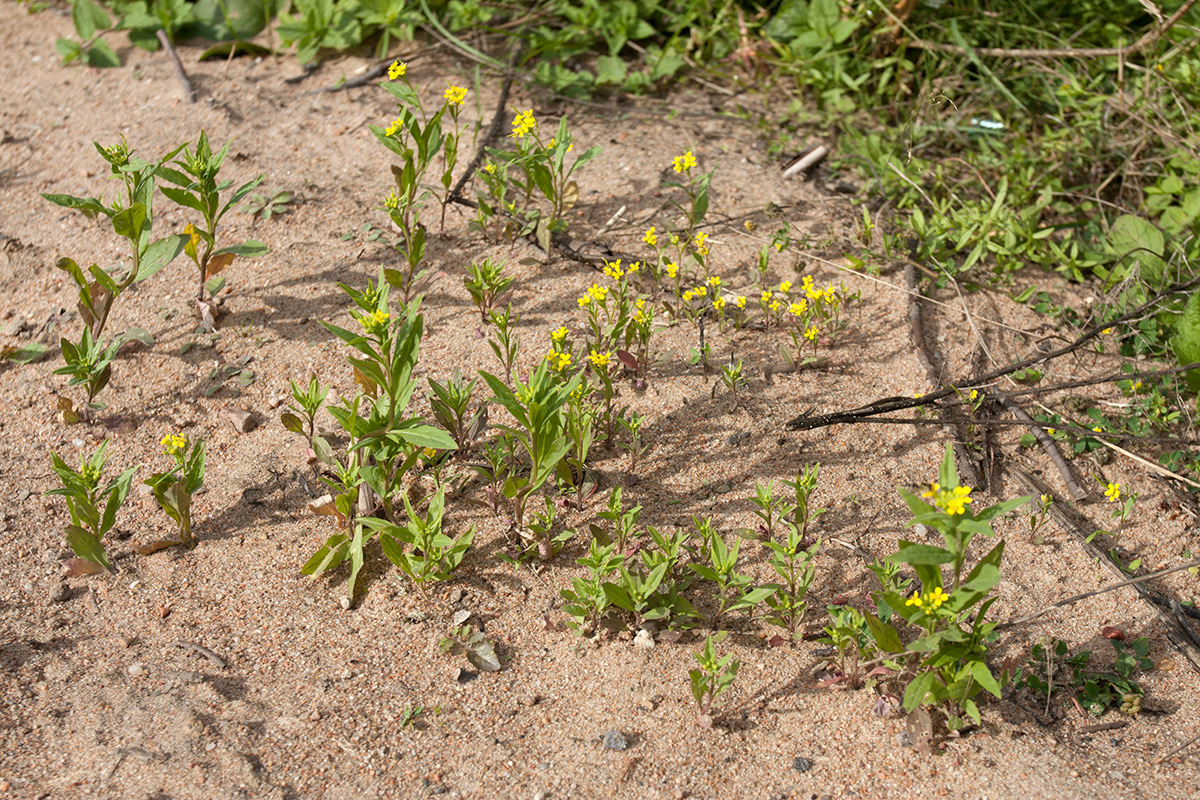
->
[1014, 636, 1152, 717]
[689, 632, 739, 729]
[47, 440, 137, 574]
[144, 434, 207, 550]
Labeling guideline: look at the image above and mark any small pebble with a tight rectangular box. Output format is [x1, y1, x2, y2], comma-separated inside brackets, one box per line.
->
[310, 710, 321, 722]
[792, 756, 813, 773]
[49, 583, 71, 603]
[896, 732, 913, 748]
[338, 596, 352, 611]
[226, 407, 258, 433]
[633, 630, 655, 650]
[128, 663, 144, 677]
[636, 696, 657, 712]
[600, 730, 628, 751]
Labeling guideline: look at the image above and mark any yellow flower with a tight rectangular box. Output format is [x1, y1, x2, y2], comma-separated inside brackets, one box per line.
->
[921, 482, 940, 499]
[707, 275, 721, 287]
[588, 349, 612, 368]
[761, 290, 772, 304]
[603, 260, 625, 280]
[744, 220, 757, 232]
[779, 280, 792, 293]
[551, 326, 569, 343]
[769, 300, 781, 312]
[423, 447, 439, 458]
[735, 296, 746, 309]
[161, 434, 187, 456]
[905, 592, 923, 608]
[589, 284, 608, 302]
[713, 297, 726, 312]
[928, 586, 950, 609]
[788, 300, 807, 317]
[682, 290, 693, 302]
[1046, 427, 1056, 436]
[483, 162, 496, 174]
[1092, 426, 1103, 433]
[914, 392, 924, 399]
[1105, 482, 1121, 503]
[628, 261, 640, 273]
[385, 117, 403, 137]
[443, 85, 467, 106]
[665, 261, 678, 279]
[774, 241, 783, 252]
[577, 295, 591, 308]
[969, 389, 979, 401]
[694, 231, 709, 255]
[694, 285, 707, 298]
[387, 60, 407, 80]
[1102, 328, 1112, 335]
[510, 109, 537, 138]
[643, 227, 657, 247]
[546, 350, 572, 371]
[942, 485, 973, 516]
[1132, 381, 1143, 391]
[673, 150, 697, 173]
[361, 309, 390, 335]
[804, 325, 819, 341]
[384, 192, 399, 211]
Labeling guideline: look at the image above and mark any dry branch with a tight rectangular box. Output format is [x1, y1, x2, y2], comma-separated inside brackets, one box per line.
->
[156, 30, 195, 104]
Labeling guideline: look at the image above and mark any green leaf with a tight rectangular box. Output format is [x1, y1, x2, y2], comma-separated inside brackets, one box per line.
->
[903, 669, 937, 712]
[1171, 290, 1200, 393]
[889, 542, 955, 566]
[65, 524, 109, 569]
[3, 342, 48, 364]
[971, 660, 1003, 699]
[82, 39, 120, 68]
[72, 0, 112, 40]
[213, 240, 270, 258]
[135, 234, 189, 282]
[301, 532, 350, 576]
[864, 611, 904, 654]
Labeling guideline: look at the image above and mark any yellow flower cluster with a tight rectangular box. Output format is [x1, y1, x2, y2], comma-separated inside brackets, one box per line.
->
[547, 137, 573, 152]
[712, 296, 726, 312]
[665, 262, 678, 280]
[510, 109, 536, 138]
[385, 117, 403, 137]
[643, 227, 657, 247]
[707, 275, 721, 287]
[545, 351, 572, 371]
[161, 434, 187, 456]
[388, 60, 407, 80]
[483, 162, 496, 175]
[360, 309, 390, 335]
[633, 297, 650, 323]
[694, 231, 709, 256]
[922, 482, 974, 515]
[735, 296, 747, 309]
[588, 349, 612, 368]
[803, 325, 819, 341]
[905, 586, 950, 614]
[789, 301, 807, 318]
[673, 150, 697, 173]
[384, 192, 399, 211]
[551, 326, 569, 343]
[577, 283, 608, 307]
[1105, 482, 1121, 502]
[443, 85, 467, 106]
[682, 285, 709, 302]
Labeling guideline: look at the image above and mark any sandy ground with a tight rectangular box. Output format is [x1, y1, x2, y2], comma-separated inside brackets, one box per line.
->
[2, 4, 1199, 799]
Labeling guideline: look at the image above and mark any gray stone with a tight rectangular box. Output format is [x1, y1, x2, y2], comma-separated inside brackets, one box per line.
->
[600, 730, 628, 751]
[792, 756, 813, 773]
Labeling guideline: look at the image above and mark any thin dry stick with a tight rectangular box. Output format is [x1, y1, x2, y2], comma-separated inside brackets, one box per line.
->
[1010, 469, 1200, 678]
[905, 262, 980, 487]
[786, 273, 1200, 430]
[906, 0, 1197, 59]
[996, 557, 1200, 630]
[995, 392, 1087, 501]
[1155, 730, 1200, 764]
[156, 30, 195, 104]
[171, 640, 227, 669]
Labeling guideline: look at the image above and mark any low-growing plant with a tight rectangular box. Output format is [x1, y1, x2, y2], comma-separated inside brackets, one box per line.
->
[144, 434, 207, 550]
[595, 486, 641, 554]
[689, 632, 739, 729]
[748, 479, 787, 540]
[487, 304, 521, 381]
[438, 623, 500, 672]
[361, 485, 475, 589]
[158, 130, 268, 313]
[1014, 636, 1151, 717]
[560, 538, 624, 636]
[241, 189, 294, 222]
[47, 439, 137, 574]
[464, 258, 514, 323]
[689, 530, 776, 628]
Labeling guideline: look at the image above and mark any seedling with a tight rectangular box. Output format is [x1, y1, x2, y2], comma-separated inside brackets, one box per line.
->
[144, 434, 206, 550]
[464, 258, 514, 323]
[439, 624, 500, 672]
[47, 440, 137, 574]
[689, 632, 739, 729]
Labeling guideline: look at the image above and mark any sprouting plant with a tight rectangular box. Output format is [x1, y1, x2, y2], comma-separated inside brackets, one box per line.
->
[716, 357, 745, 405]
[240, 189, 294, 222]
[689, 632, 739, 729]
[783, 463, 825, 538]
[55, 0, 120, 67]
[427, 371, 486, 453]
[597, 487, 642, 554]
[47, 440, 137, 574]
[281, 375, 329, 445]
[817, 604, 877, 689]
[480, 359, 579, 553]
[560, 538, 624, 635]
[44, 136, 190, 410]
[144, 434, 206, 550]
[602, 562, 687, 633]
[464, 258, 514, 323]
[1095, 478, 1138, 536]
[471, 434, 514, 517]
[616, 411, 649, 473]
[360, 485, 475, 589]
[861, 445, 1031, 733]
[438, 623, 501, 672]
[689, 530, 776, 628]
[748, 479, 787, 540]
[54, 327, 120, 413]
[487, 304, 521, 382]
[1028, 493, 1053, 544]
[762, 526, 820, 645]
[159, 130, 268, 310]
[664, 149, 714, 244]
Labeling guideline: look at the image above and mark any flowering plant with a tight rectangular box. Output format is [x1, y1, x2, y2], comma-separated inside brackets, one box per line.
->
[862, 445, 1030, 735]
[144, 434, 206, 550]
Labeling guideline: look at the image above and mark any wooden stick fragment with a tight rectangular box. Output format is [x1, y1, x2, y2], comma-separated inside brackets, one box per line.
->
[156, 30, 196, 104]
[995, 393, 1087, 501]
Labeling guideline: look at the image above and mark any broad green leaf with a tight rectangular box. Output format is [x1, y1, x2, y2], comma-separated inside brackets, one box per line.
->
[65, 524, 109, 569]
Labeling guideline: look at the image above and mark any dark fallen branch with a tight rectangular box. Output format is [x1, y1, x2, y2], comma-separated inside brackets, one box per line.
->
[1009, 469, 1200, 678]
[156, 30, 195, 103]
[786, 273, 1200, 431]
[905, 262, 981, 487]
[996, 392, 1087, 501]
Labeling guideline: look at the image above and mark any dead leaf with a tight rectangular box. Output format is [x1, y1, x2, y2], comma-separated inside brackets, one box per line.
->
[63, 558, 106, 577]
[1102, 626, 1126, 640]
[205, 253, 235, 279]
[135, 539, 182, 555]
[57, 396, 80, 425]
